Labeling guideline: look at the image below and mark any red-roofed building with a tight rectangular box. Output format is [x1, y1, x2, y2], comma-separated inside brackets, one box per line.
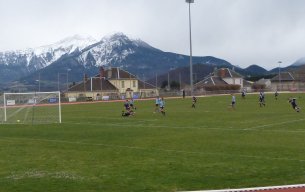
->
[66, 67, 158, 100]
[194, 68, 244, 91]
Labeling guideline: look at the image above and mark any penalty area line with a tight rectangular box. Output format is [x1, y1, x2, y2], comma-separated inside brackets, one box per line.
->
[245, 118, 305, 130]
[62, 121, 305, 133]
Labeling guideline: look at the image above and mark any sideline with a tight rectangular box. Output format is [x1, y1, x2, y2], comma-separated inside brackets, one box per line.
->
[179, 184, 305, 192]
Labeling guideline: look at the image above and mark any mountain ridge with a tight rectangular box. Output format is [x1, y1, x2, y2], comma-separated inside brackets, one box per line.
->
[1, 32, 305, 91]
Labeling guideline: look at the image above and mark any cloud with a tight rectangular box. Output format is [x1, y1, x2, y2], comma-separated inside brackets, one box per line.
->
[0, 0, 305, 69]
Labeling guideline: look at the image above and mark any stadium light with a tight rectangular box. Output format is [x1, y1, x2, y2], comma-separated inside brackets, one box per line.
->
[36, 72, 41, 92]
[66, 68, 71, 91]
[278, 61, 282, 91]
[186, 0, 194, 96]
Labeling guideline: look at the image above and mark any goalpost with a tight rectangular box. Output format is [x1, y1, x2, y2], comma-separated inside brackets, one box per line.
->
[1, 92, 61, 124]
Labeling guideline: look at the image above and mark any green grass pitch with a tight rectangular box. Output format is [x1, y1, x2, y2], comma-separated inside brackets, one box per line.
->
[0, 93, 305, 192]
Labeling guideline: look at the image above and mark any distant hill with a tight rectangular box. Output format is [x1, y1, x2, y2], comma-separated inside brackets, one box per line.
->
[244, 65, 268, 75]
[1, 32, 305, 92]
[290, 57, 305, 67]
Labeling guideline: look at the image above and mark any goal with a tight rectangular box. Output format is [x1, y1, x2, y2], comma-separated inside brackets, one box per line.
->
[1, 92, 61, 124]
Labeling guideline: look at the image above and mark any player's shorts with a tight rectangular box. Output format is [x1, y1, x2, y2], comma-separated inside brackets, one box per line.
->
[292, 104, 297, 109]
[160, 106, 164, 109]
[232, 101, 235, 105]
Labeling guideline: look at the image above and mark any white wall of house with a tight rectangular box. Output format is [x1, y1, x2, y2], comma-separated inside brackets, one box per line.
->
[222, 78, 243, 87]
[65, 91, 119, 100]
[109, 79, 138, 93]
[271, 81, 297, 91]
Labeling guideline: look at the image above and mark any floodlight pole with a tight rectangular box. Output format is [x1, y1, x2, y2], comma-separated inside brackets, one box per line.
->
[57, 72, 60, 91]
[186, 0, 194, 96]
[3, 93, 7, 122]
[66, 68, 71, 91]
[278, 61, 282, 91]
[38, 72, 41, 92]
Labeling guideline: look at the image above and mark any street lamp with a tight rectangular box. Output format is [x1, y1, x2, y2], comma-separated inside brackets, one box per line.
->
[186, 0, 194, 96]
[278, 61, 282, 91]
[66, 68, 71, 91]
[35, 80, 40, 92]
[58, 72, 60, 91]
[36, 72, 41, 92]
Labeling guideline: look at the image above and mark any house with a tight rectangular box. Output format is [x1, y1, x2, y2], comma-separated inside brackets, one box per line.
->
[66, 75, 119, 100]
[194, 68, 244, 91]
[271, 72, 297, 91]
[254, 78, 272, 89]
[66, 67, 158, 100]
[242, 79, 253, 92]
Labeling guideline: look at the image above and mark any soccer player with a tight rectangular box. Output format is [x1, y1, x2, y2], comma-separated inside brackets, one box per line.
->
[275, 90, 279, 100]
[231, 94, 236, 109]
[124, 100, 130, 110]
[122, 110, 134, 117]
[129, 98, 136, 110]
[241, 89, 246, 99]
[259, 91, 266, 107]
[154, 96, 160, 113]
[159, 97, 166, 115]
[288, 98, 300, 112]
[191, 96, 197, 108]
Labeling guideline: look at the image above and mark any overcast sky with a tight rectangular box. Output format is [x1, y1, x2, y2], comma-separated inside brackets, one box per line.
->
[0, 0, 305, 69]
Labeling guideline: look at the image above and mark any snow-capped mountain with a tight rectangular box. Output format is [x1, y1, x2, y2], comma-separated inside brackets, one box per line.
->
[291, 57, 305, 67]
[77, 32, 159, 68]
[0, 34, 97, 82]
[1, 32, 234, 91]
[1, 34, 96, 69]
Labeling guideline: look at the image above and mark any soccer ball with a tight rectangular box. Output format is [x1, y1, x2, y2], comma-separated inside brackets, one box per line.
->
[17, 120, 20, 123]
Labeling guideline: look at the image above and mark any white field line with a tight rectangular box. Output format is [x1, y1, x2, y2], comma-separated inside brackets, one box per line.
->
[1, 136, 305, 163]
[66, 116, 158, 122]
[62, 120, 305, 133]
[180, 184, 305, 192]
[245, 118, 305, 130]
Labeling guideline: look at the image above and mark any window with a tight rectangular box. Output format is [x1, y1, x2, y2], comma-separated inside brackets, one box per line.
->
[121, 81, 125, 88]
[133, 81, 136, 87]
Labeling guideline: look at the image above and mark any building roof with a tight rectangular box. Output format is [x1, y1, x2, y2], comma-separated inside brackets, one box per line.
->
[195, 75, 228, 88]
[68, 77, 118, 92]
[243, 79, 253, 87]
[103, 67, 137, 80]
[138, 80, 156, 89]
[256, 78, 271, 84]
[215, 68, 243, 78]
[271, 72, 295, 82]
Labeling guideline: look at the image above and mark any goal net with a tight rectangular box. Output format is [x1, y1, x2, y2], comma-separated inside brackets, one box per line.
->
[1, 92, 61, 124]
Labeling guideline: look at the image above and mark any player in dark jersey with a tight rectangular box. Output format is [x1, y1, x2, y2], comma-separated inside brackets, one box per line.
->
[124, 100, 130, 110]
[191, 96, 197, 108]
[122, 110, 135, 117]
[288, 98, 300, 112]
[241, 90, 246, 99]
[259, 92, 265, 107]
[275, 90, 279, 100]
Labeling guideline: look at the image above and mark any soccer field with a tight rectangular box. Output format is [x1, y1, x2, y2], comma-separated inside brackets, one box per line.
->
[0, 93, 305, 192]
